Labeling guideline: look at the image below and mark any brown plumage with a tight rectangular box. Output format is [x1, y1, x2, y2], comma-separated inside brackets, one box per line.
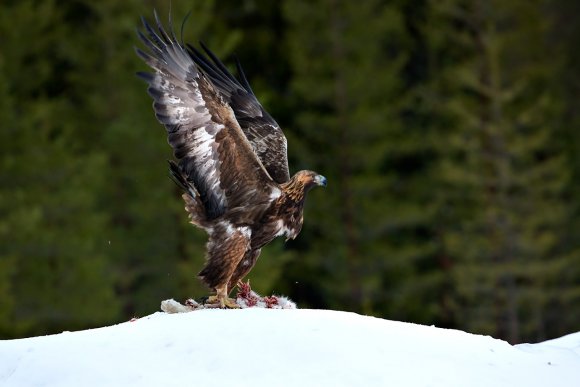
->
[136, 12, 326, 308]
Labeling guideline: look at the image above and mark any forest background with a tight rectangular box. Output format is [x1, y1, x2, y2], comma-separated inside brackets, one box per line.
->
[1, 0, 579, 344]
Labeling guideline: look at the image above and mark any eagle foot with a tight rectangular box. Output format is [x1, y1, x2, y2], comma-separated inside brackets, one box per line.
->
[204, 294, 240, 309]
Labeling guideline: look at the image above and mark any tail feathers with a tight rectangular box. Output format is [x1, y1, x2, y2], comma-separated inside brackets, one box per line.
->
[168, 160, 207, 228]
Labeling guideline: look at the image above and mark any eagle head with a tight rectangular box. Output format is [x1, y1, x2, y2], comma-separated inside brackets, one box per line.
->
[295, 170, 327, 190]
[282, 170, 326, 201]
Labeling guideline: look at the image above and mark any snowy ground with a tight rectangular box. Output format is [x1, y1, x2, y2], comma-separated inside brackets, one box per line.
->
[1, 308, 579, 387]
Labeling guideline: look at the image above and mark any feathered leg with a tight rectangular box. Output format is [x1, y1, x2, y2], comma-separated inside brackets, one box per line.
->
[228, 248, 261, 292]
[199, 222, 250, 308]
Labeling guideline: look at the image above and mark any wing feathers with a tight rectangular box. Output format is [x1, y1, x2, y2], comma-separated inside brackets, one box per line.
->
[187, 43, 291, 183]
[138, 15, 277, 219]
[235, 57, 254, 95]
[199, 41, 245, 91]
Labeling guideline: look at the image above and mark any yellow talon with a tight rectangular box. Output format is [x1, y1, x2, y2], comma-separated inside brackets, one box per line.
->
[205, 294, 239, 309]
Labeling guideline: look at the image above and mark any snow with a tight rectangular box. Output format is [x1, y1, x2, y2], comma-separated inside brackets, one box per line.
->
[1, 309, 579, 387]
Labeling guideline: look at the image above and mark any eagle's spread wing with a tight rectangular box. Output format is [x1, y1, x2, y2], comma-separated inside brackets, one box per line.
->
[187, 43, 290, 184]
[136, 13, 276, 220]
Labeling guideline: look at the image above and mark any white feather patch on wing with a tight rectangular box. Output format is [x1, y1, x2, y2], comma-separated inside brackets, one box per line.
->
[155, 75, 203, 126]
[218, 222, 251, 240]
[185, 122, 227, 210]
[269, 186, 282, 200]
[239, 226, 252, 239]
[274, 219, 292, 238]
[219, 221, 235, 236]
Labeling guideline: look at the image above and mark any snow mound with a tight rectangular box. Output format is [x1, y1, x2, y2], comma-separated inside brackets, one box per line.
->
[1, 309, 579, 387]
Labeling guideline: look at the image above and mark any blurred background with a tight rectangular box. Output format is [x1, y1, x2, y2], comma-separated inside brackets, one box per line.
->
[1, 0, 579, 344]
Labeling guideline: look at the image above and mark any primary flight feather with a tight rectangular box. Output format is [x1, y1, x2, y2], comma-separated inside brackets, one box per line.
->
[136, 12, 326, 308]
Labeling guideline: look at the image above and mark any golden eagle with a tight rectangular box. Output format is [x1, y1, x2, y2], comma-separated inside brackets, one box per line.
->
[136, 13, 326, 308]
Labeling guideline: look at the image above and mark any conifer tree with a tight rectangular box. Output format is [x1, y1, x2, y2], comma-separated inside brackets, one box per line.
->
[540, 0, 580, 340]
[429, 0, 573, 343]
[0, 1, 120, 336]
[282, 0, 443, 319]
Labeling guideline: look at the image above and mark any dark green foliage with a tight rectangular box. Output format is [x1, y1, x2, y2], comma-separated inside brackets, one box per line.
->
[425, 0, 577, 343]
[281, 0, 445, 323]
[0, 0, 579, 342]
[0, 0, 120, 336]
